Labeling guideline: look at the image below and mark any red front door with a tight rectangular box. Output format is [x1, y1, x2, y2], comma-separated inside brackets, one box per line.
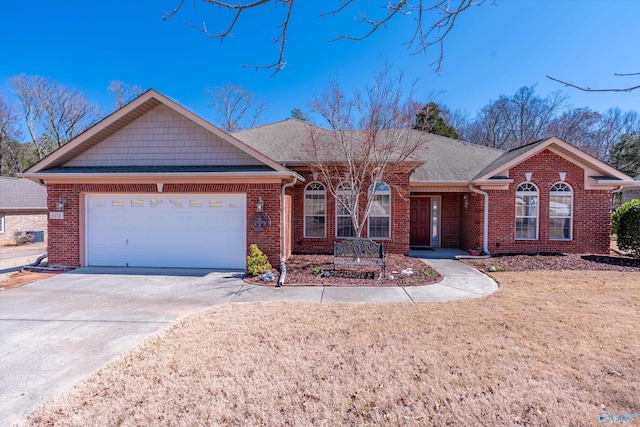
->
[410, 198, 431, 246]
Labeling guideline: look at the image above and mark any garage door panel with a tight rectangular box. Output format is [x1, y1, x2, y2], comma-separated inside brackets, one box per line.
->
[86, 194, 246, 269]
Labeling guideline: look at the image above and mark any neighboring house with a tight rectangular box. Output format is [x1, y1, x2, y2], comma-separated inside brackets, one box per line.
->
[618, 176, 640, 204]
[22, 90, 635, 269]
[0, 177, 48, 243]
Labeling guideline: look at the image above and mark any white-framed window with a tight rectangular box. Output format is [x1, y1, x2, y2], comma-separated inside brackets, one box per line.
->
[304, 182, 326, 238]
[336, 182, 356, 238]
[515, 182, 539, 240]
[368, 183, 391, 239]
[549, 182, 573, 240]
[0, 215, 4, 233]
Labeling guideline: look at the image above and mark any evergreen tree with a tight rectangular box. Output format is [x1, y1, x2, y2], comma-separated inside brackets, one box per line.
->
[609, 133, 640, 178]
[414, 102, 459, 139]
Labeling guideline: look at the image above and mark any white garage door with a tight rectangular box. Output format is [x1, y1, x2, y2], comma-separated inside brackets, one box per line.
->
[86, 194, 246, 269]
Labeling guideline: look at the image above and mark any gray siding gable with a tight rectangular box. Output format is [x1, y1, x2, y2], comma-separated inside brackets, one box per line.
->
[65, 104, 263, 167]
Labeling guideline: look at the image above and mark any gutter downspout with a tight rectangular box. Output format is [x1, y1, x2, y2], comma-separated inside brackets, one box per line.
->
[612, 186, 624, 207]
[468, 183, 491, 257]
[276, 176, 298, 287]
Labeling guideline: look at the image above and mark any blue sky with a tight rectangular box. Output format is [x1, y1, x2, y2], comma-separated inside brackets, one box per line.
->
[1, 0, 639, 126]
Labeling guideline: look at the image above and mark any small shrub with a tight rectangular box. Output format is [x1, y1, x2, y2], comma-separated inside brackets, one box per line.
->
[246, 244, 272, 276]
[617, 204, 640, 258]
[612, 199, 640, 235]
[311, 267, 322, 276]
[13, 230, 34, 245]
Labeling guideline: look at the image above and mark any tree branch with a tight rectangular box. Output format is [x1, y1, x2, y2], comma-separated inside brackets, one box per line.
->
[165, 0, 484, 74]
[546, 74, 640, 93]
[244, 0, 294, 74]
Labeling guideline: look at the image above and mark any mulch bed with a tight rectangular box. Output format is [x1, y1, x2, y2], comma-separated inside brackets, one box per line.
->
[0, 271, 61, 291]
[462, 253, 640, 273]
[244, 253, 442, 286]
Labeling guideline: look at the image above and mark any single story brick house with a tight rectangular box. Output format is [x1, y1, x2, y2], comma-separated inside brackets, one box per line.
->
[22, 90, 634, 269]
[0, 177, 48, 243]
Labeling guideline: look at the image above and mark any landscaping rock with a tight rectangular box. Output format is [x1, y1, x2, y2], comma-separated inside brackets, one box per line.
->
[261, 272, 275, 282]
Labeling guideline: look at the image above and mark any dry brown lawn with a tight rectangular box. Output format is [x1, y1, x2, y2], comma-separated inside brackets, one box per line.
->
[19, 271, 639, 426]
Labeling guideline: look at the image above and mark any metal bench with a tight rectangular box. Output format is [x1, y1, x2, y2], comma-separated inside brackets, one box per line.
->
[333, 238, 386, 276]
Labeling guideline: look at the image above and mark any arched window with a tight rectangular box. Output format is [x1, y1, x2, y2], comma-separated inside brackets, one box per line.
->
[304, 182, 326, 238]
[368, 183, 391, 239]
[336, 182, 356, 238]
[515, 182, 539, 240]
[549, 182, 573, 240]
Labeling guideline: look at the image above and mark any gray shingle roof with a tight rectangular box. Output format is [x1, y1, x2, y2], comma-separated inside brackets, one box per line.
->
[473, 139, 548, 179]
[0, 177, 47, 210]
[233, 119, 338, 163]
[411, 135, 505, 182]
[235, 119, 506, 182]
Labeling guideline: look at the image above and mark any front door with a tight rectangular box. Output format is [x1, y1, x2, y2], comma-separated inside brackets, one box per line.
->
[410, 197, 440, 247]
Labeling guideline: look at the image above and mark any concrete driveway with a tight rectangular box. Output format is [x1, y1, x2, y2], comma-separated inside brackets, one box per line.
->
[0, 267, 245, 427]
[0, 259, 496, 426]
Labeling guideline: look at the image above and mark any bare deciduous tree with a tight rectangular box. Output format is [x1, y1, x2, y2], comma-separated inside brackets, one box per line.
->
[465, 86, 567, 151]
[205, 83, 266, 132]
[10, 74, 101, 160]
[108, 80, 144, 110]
[460, 85, 640, 164]
[0, 94, 23, 175]
[162, 0, 485, 73]
[307, 66, 427, 238]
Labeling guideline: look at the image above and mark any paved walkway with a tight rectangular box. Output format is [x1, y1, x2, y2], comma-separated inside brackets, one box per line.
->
[232, 248, 497, 303]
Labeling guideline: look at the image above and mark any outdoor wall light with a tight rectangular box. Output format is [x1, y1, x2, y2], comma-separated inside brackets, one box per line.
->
[56, 197, 67, 211]
[256, 197, 264, 213]
[559, 172, 567, 182]
[525, 172, 533, 181]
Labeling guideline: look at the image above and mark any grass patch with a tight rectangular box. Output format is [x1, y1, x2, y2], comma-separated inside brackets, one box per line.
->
[19, 271, 640, 426]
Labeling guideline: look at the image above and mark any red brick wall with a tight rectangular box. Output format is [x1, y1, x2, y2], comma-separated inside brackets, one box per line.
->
[291, 171, 411, 255]
[46, 183, 284, 268]
[459, 192, 484, 251]
[486, 149, 611, 254]
[440, 193, 461, 248]
[47, 185, 81, 267]
[284, 189, 293, 258]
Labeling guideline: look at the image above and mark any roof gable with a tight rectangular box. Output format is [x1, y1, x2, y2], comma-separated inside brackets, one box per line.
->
[474, 137, 635, 185]
[24, 89, 288, 173]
